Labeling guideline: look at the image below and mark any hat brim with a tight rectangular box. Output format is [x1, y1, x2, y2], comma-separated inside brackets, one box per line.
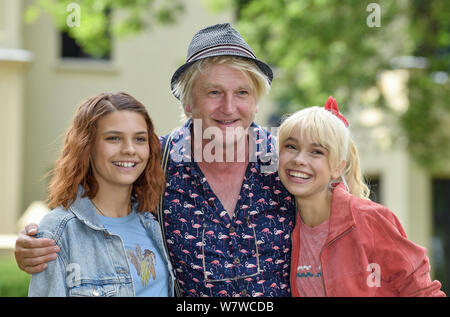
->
[170, 55, 273, 100]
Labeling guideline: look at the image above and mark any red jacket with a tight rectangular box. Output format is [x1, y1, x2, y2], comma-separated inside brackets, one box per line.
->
[290, 183, 446, 297]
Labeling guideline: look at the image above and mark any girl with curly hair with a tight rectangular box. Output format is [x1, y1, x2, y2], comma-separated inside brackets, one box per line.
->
[28, 92, 174, 297]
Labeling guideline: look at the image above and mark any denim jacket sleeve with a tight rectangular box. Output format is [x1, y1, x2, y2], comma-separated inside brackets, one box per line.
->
[28, 230, 69, 297]
[27, 208, 75, 297]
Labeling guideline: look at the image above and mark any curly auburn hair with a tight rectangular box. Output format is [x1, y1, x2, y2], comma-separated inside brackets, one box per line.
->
[47, 92, 165, 214]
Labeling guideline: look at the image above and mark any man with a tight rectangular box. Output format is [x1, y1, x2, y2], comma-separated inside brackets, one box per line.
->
[15, 23, 295, 297]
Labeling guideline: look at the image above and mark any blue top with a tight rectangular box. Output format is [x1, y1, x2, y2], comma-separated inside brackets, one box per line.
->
[97, 211, 169, 297]
[161, 119, 296, 297]
[28, 186, 175, 297]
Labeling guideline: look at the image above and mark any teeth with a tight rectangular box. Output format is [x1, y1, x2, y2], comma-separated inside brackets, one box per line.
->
[289, 171, 310, 179]
[219, 120, 235, 124]
[113, 162, 136, 168]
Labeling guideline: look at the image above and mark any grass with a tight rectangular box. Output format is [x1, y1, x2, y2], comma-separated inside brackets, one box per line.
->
[0, 256, 31, 297]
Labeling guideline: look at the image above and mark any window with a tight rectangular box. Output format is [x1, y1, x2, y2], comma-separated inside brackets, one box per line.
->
[366, 175, 381, 203]
[60, 8, 111, 60]
[60, 31, 111, 60]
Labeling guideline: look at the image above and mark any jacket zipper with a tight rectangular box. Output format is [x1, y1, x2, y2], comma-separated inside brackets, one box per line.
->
[319, 225, 354, 297]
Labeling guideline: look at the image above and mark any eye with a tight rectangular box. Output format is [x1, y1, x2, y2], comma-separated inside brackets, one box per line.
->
[284, 143, 296, 150]
[136, 136, 148, 143]
[106, 136, 120, 141]
[237, 90, 249, 96]
[208, 90, 220, 96]
[311, 148, 325, 155]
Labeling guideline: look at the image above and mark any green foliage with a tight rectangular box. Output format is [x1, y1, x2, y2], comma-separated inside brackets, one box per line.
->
[0, 258, 31, 297]
[205, 0, 450, 170]
[24, 0, 185, 58]
[25, 0, 450, 169]
[230, 0, 402, 109]
[401, 1, 450, 170]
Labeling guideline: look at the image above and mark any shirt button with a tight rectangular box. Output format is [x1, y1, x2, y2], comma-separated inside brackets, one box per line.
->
[229, 227, 236, 233]
[208, 200, 214, 207]
[240, 289, 248, 296]
[233, 258, 240, 265]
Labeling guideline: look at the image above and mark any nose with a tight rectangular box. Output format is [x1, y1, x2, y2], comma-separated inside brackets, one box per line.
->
[293, 150, 307, 166]
[220, 92, 236, 115]
[122, 138, 136, 155]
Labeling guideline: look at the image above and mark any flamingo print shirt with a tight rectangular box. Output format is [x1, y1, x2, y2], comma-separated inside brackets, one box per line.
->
[161, 119, 295, 297]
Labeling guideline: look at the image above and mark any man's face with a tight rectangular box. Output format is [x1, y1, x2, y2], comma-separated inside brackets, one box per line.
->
[187, 63, 258, 148]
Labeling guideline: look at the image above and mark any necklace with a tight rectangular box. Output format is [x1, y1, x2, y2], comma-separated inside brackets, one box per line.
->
[91, 200, 130, 217]
[91, 200, 107, 216]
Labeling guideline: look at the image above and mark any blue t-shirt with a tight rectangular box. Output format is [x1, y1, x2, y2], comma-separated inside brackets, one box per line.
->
[97, 211, 169, 297]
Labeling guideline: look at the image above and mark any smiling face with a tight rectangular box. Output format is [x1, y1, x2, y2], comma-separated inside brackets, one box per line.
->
[90, 110, 150, 191]
[187, 63, 258, 147]
[278, 125, 344, 205]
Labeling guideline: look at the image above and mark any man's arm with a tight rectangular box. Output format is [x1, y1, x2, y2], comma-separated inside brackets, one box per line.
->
[28, 235, 68, 297]
[14, 223, 60, 274]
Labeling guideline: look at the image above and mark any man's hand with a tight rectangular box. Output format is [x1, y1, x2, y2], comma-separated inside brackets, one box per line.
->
[14, 223, 60, 274]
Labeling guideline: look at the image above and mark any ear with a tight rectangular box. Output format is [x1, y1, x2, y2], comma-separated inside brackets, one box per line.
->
[185, 103, 192, 114]
[331, 160, 347, 180]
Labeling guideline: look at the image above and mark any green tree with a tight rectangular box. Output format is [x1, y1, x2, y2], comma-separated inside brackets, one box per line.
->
[205, 0, 450, 170]
[24, 0, 184, 58]
[25, 0, 450, 169]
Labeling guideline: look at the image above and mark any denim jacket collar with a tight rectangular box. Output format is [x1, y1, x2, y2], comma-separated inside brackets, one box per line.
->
[67, 185, 104, 231]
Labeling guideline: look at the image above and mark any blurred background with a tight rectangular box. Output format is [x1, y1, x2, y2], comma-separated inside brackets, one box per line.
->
[0, 0, 448, 296]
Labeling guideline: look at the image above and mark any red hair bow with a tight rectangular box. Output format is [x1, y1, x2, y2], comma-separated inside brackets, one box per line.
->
[324, 96, 349, 127]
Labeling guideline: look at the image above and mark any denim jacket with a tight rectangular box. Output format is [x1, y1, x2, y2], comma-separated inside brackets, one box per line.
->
[28, 187, 175, 297]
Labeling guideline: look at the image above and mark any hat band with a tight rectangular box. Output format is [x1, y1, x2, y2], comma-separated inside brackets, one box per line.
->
[186, 44, 256, 63]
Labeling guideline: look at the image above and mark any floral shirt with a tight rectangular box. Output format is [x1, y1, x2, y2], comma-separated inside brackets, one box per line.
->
[160, 119, 295, 297]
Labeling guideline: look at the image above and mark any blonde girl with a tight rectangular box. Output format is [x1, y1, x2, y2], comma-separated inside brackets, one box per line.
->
[278, 97, 445, 297]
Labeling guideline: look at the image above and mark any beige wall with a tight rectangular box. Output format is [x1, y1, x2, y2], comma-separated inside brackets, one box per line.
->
[0, 0, 23, 49]
[0, 60, 28, 234]
[0, 0, 32, 234]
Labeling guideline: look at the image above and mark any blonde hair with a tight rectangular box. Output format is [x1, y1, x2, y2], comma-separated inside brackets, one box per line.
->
[278, 106, 370, 200]
[172, 56, 271, 118]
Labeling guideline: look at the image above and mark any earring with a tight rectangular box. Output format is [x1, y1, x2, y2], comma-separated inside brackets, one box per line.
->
[328, 179, 340, 191]
[328, 175, 350, 192]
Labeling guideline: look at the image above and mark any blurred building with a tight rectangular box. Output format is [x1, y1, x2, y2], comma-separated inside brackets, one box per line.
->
[0, 0, 231, 237]
[0, 0, 448, 291]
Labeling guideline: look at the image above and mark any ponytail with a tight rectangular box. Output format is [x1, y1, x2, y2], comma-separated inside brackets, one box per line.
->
[344, 139, 370, 200]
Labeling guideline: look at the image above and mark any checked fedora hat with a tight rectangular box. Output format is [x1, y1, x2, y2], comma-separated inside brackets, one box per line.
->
[170, 23, 273, 99]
